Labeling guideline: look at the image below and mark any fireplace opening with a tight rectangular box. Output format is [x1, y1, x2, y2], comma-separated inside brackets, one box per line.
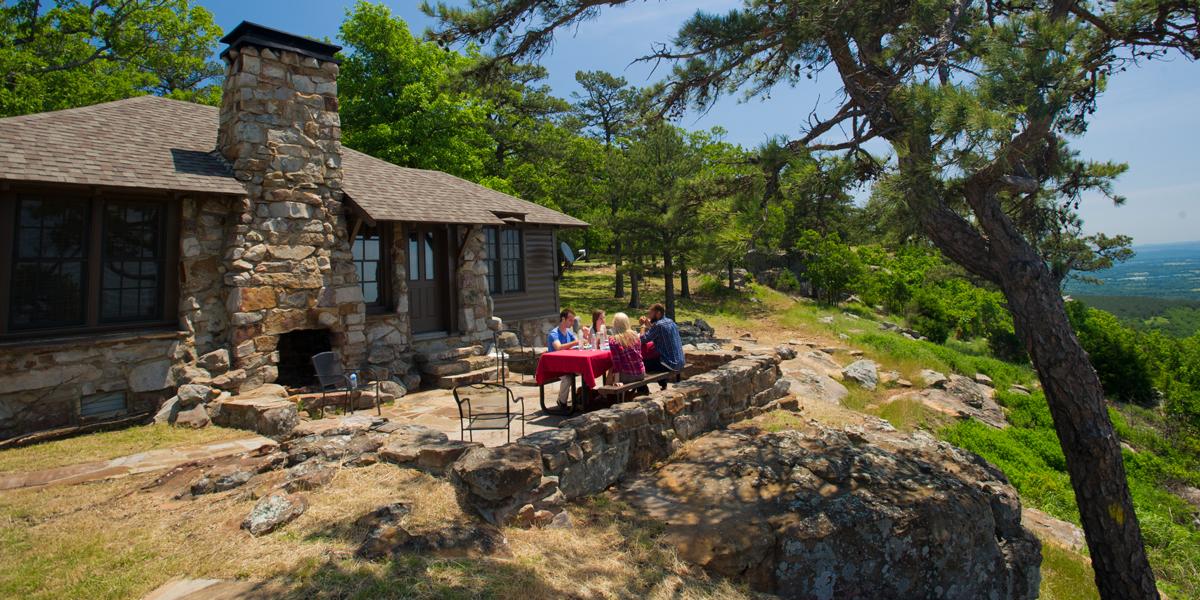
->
[276, 329, 332, 389]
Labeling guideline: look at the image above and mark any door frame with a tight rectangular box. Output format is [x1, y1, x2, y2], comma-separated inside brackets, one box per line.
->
[404, 222, 454, 335]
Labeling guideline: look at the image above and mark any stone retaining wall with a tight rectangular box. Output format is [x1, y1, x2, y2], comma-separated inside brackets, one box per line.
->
[451, 349, 788, 524]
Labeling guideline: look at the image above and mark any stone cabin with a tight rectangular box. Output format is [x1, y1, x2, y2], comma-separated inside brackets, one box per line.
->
[0, 22, 586, 441]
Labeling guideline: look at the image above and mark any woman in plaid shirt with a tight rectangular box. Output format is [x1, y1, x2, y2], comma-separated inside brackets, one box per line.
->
[606, 312, 646, 384]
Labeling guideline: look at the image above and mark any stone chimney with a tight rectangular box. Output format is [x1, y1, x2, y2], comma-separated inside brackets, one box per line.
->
[215, 22, 365, 391]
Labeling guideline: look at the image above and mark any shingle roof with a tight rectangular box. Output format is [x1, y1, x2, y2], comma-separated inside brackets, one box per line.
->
[0, 96, 588, 228]
[341, 149, 587, 227]
[0, 95, 244, 195]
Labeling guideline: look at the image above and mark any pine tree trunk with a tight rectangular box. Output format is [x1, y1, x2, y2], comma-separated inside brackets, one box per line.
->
[614, 238, 625, 298]
[727, 260, 735, 290]
[1002, 269, 1159, 600]
[680, 258, 690, 299]
[628, 266, 641, 309]
[663, 249, 676, 320]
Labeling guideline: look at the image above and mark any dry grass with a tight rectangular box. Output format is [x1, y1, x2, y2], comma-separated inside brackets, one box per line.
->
[0, 424, 249, 474]
[0, 462, 751, 600]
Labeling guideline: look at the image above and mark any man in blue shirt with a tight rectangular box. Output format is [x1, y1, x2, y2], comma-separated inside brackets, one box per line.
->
[639, 303, 685, 389]
[547, 309, 579, 408]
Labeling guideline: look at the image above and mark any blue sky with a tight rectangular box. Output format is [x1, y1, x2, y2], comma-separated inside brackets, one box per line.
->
[199, 0, 1200, 245]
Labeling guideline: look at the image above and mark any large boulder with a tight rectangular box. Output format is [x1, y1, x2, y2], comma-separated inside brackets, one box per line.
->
[841, 359, 880, 391]
[451, 444, 542, 502]
[779, 369, 849, 405]
[355, 502, 509, 560]
[616, 425, 1040, 599]
[781, 350, 844, 381]
[211, 396, 298, 438]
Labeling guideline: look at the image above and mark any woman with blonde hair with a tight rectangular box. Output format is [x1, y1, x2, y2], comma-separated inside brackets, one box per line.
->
[606, 312, 646, 384]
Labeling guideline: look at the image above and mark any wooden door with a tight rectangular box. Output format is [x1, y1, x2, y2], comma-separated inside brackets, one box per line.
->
[407, 225, 448, 333]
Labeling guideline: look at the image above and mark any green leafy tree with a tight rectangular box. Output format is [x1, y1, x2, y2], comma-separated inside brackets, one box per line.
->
[338, 2, 493, 180]
[425, 2, 1200, 595]
[572, 70, 640, 297]
[794, 230, 865, 306]
[0, 0, 223, 116]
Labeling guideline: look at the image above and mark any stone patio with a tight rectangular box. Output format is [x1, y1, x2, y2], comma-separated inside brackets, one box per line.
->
[370, 379, 567, 447]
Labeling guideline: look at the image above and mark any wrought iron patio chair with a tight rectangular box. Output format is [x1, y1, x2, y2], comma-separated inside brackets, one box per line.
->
[452, 382, 526, 443]
[311, 351, 375, 415]
[493, 328, 538, 386]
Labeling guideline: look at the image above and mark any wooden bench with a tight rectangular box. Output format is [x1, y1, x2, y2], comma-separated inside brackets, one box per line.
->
[593, 371, 675, 403]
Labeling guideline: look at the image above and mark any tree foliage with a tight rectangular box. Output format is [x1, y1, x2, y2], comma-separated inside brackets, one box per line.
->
[0, 0, 223, 116]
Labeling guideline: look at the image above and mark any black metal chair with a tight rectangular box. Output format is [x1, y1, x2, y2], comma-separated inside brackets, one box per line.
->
[452, 382, 526, 443]
[494, 328, 538, 386]
[311, 351, 376, 415]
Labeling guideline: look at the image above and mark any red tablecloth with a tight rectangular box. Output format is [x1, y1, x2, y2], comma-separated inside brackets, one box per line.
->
[535, 349, 614, 389]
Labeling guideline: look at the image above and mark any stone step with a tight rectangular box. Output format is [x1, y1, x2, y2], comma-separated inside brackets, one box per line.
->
[415, 345, 484, 364]
[420, 354, 499, 377]
[423, 365, 507, 389]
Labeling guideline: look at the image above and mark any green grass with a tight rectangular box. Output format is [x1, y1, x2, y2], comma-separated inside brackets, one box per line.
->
[0, 424, 248, 474]
[1040, 543, 1100, 600]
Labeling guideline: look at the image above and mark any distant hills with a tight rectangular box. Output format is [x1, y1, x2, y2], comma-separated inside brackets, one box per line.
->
[1065, 240, 1200, 301]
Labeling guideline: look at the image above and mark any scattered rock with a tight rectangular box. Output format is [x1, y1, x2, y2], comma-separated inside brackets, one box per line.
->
[879, 370, 901, 386]
[615, 426, 1040, 599]
[883, 375, 1008, 429]
[774, 345, 797, 361]
[153, 396, 180, 425]
[242, 492, 307, 536]
[211, 396, 298, 438]
[1023, 507, 1086, 553]
[185, 450, 286, 497]
[779, 369, 849, 406]
[173, 404, 212, 429]
[355, 502, 509, 560]
[974, 373, 994, 387]
[1009, 384, 1032, 396]
[848, 349, 864, 357]
[841, 359, 880, 391]
[282, 460, 335, 492]
[782, 350, 843, 381]
[451, 444, 542, 503]
[176, 384, 214, 407]
[896, 379, 913, 388]
[919, 369, 949, 388]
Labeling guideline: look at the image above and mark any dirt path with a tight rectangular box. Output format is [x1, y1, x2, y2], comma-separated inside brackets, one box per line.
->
[0, 436, 275, 491]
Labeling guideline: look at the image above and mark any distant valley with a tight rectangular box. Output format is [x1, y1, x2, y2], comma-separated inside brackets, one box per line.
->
[1065, 240, 1200, 301]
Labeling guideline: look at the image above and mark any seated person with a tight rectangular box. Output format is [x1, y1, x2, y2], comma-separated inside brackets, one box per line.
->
[585, 309, 608, 347]
[547, 308, 579, 408]
[606, 312, 645, 385]
[639, 303, 685, 389]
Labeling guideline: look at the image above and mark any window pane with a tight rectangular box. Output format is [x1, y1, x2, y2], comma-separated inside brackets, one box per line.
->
[100, 200, 163, 323]
[499, 229, 523, 293]
[424, 232, 435, 281]
[408, 233, 419, 281]
[10, 197, 89, 329]
[10, 261, 86, 329]
[352, 226, 386, 307]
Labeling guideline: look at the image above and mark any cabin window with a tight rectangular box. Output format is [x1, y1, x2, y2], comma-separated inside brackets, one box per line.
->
[352, 224, 392, 311]
[483, 226, 524, 294]
[1, 192, 178, 337]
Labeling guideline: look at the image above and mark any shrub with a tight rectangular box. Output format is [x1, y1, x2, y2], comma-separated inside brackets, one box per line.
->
[1066, 301, 1157, 405]
[773, 269, 802, 293]
[794, 230, 864, 305]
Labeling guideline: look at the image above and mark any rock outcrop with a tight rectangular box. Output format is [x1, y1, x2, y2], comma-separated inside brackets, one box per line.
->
[841, 359, 880, 390]
[884, 374, 1009, 429]
[615, 423, 1041, 600]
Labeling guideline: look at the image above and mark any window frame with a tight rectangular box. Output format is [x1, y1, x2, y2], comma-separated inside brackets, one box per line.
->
[0, 185, 180, 339]
[352, 223, 393, 314]
[483, 225, 526, 295]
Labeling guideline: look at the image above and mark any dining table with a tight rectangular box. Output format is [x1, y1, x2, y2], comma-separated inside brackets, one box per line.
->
[535, 348, 613, 414]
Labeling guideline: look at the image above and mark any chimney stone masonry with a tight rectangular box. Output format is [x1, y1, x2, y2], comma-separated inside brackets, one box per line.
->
[215, 22, 365, 392]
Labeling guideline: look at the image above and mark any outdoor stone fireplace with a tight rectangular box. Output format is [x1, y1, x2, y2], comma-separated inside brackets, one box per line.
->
[275, 329, 332, 389]
[215, 24, 365, 393]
